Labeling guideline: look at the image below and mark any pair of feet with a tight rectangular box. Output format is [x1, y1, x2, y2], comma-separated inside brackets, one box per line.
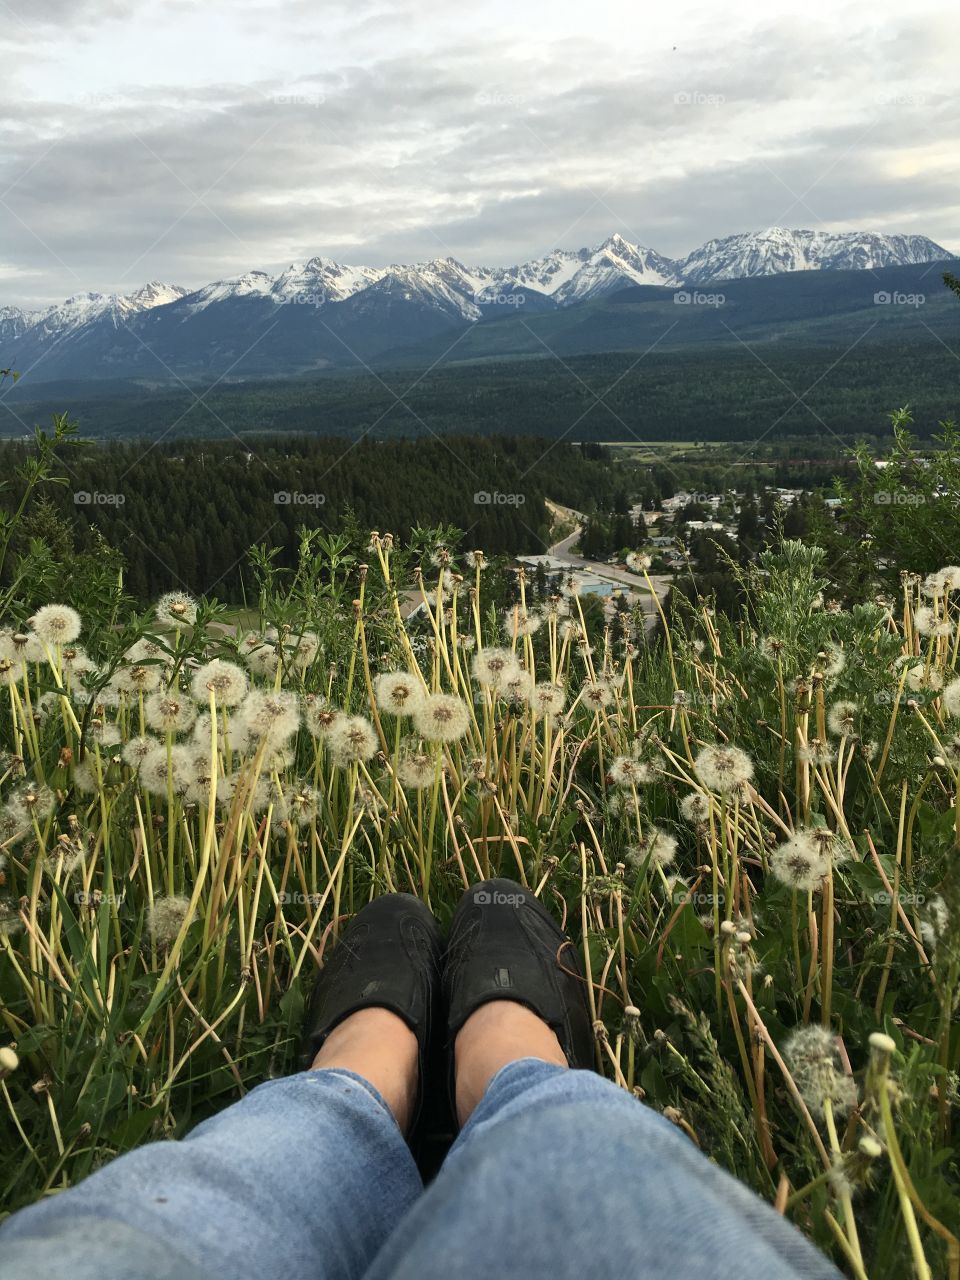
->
[304, 879, 595, 1134]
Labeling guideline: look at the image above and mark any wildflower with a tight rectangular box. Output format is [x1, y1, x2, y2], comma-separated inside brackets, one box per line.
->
[190, 659, 248, 707]
[694, 744, 754, 795]
[122, 735, 156, 769]
[279, 782, 320, 827]
[942, 678, 960, 718]
[913, 605, 939, 636]
[905, 664, 942, 693]
[126, 637, 169, 664]
[806, 826, 853, 867]
[145, 690, 197, 735]
[770, 832, 828, 891]
[303, 696, 342, 740]
[679, 791, 711, 824]
[60, 646, 95, 678]
[29, 605, 82, 646]
[531, 681, 566, 717]
[140, 744, 195, 797]
[626, 551, 652, 572]
[582, 679, 613, 711]
[826, 700, 859, 738]
[509, 611, 542, 638]
[240, 631, 275, 675]
[156, 591, 197, 628]
[286, 631, 319, 671]
[609, 756, 653, 786]
[71, 761, 98, 794]
[798, 739, 834, 767]
[783, 1026, 858, 1120]
[0, 630, 45, 664]
[113, 663, 162, 695]
[237, 690, 301, 746]
[919, 895, 950, 958]
[326, 715, 378, 765]
[818, 644, 846, 680]
[14, 782, 56, 820]
[625, 826, 678, 869]
[87, 717, 122, 748]
[464, 550, 485, 569]
[542, 595, 571, 620]
[502, 671, 535, 706]
[374, 671, 425, 717]
[472, 647, 522, 692]
[0, 900, 24, 937]
[148, 895, 193, 948]
[397, 747, 436, 791]
[0, 801, 29, 846]
[923, 566, 960, 595]
[413, 693, 471, 743]
[0, 656, 19, 687]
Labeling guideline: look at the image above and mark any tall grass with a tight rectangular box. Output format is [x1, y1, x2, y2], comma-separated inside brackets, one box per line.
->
[0, 532, 958, 1278]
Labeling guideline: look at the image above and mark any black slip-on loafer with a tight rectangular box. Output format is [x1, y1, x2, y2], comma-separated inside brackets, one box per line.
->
[301, 893, 443, 1145]
[444, 878, 596, 1076]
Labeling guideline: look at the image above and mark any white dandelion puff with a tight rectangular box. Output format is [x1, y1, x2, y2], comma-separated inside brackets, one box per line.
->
[826, 700, 859, 738]
[29, 605, 82, 646]
[148, 895, 193, 948]
[374, 671, 425, 717]
[190, 659, 248, 707]
[397, 747, 436, 791]
[144, 689, 198, 735]
[769, 832, 828, 891]
[694, 744, 754, 795]
[303, 696, 343, 741]
[679, 791, 711, 824]
[122, 735, 157, 769]
[326, 715, 378, 765]
[413, 693, 471, 743]
[472, 647, 522, 692]
[531, 681, 566, 717]
[609, 756, 653, 786]
[156, 591, 198, 628]
[237, 690, 301, 746]
[783, 1026, 858, 1120]
[625, 826, 678, 869]
[581, 679, 614, 711]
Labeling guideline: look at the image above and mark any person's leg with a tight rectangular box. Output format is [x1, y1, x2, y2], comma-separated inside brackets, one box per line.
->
[0, 1008, 423, 1280]
[367, 1000, 843, 1280]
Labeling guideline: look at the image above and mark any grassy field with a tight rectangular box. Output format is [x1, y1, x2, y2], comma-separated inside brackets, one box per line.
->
[0, 537, 958, 1277]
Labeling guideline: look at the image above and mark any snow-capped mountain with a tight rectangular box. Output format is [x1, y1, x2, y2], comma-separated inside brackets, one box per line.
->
[681, 227, 947, 285]
[1, 228, 951, 385]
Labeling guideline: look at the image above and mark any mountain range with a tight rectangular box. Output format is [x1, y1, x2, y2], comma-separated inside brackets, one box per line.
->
[0, 227, 953, 385]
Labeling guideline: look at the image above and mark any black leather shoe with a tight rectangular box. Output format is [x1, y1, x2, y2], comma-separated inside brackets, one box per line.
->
[301, 893, 443, 1145]
[444, 878, 595, 1073]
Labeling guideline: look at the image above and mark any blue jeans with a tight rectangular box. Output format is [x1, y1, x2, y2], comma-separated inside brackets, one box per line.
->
[0, 1060, 840, 1280]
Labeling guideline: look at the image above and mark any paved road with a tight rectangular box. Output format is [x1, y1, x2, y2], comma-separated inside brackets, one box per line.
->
[544, 527, 672, 626]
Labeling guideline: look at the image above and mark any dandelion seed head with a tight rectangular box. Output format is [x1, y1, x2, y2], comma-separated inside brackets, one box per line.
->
[29, 605, 82, 646]
[140, 744, 195, 798]
[145, 689, 197, 735]
[626, 551, 652, 571]
[303, 696, 343, 740]
[826, 700, 859, 738]
[770, 832, 828, 891]
[582, 679, 614, 710]
[238, 690, 301, 746]
[609, 756, 653, 786]
[156, 591, 197, 628]
[531, 681, 566, 716]
[121, 735, 156, 769]
[472, 647, 522, 691]
[625, 826, 678, 869]
[695, 744, 754, 795]
[148, 895, 193, 947]
[374, 671, 425, 717]
[326, 714, 378, 766]
[190, 659, 248, 707]
[113, 662, 162, 695]
[413, 692, 470, 743]
[397, 747, 436, 791]
[783, 1026, 857, 1119]
[680, 791, 711, 824]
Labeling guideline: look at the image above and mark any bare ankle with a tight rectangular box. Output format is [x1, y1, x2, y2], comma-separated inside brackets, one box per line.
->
[311, 1007, 419, 1134]
[454, 1000, 566, 1126]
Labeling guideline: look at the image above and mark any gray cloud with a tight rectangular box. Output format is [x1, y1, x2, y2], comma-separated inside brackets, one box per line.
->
[0, 5, 957, 308]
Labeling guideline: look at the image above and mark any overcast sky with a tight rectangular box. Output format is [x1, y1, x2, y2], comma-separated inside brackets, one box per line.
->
[0, 0, 957, 307]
